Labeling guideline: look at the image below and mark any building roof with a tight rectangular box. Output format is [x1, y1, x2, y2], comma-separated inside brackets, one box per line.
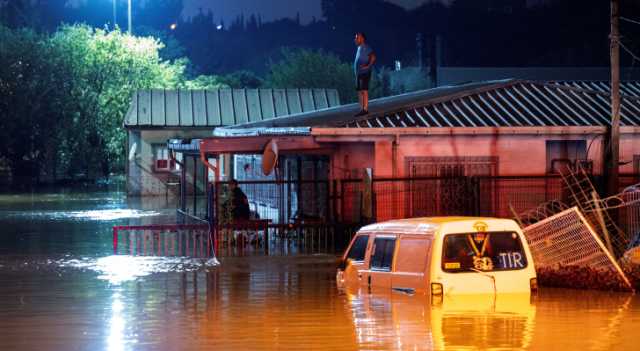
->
[437, 67, 640, 86]
[554, 81, 640, 97]
[229, 79, 640, 130]
[124, 88, 340, 129]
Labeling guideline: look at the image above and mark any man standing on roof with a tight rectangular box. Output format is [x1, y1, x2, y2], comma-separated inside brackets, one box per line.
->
[354, 32, 376, 117]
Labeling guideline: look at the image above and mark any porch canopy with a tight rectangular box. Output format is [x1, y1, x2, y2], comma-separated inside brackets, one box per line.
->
[196, 78, 640, 158]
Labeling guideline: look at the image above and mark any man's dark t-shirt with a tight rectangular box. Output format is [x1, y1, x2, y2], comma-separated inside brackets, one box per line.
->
[354, 44, 374, 75]
[232, 187, 251, 220]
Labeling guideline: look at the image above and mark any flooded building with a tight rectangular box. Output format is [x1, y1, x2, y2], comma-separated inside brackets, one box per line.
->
[123, 88, 340, 196]
[189, 79, 640, 224]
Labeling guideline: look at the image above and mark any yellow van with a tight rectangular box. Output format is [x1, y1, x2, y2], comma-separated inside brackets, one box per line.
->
[337, 217, 537, 296]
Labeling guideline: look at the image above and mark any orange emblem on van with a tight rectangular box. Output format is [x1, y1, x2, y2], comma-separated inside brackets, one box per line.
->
[473, 221, 488, 232]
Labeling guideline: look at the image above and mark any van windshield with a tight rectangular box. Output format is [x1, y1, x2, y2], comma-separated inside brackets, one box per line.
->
[441, 232, 528, 273]
[346, 235, 369, 261]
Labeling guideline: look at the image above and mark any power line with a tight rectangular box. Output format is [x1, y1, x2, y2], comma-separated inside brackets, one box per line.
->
[620, 42, 640, 62]
[621, 16, 640, 25]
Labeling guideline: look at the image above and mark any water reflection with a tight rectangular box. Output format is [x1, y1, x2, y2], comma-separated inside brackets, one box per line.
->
[343, 289, 535, 350]
[108, 290, 127, 351]
[341, 287, 640, 351]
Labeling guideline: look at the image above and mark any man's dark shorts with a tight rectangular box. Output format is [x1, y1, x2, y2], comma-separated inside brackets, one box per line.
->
[356, 72, 371, 91]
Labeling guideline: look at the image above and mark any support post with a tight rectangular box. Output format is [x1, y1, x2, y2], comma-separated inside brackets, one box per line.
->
[608, 0, 621, 197]
[193, 156, 197, 216]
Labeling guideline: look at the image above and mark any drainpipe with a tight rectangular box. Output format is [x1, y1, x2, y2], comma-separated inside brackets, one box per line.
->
[393, 134, 399, 177]
[200, 146, 220, 255]
[199, 149, 219, 181]
[170, 150, 186, 213]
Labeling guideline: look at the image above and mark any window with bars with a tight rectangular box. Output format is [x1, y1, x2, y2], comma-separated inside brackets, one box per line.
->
[404, 157, 498, 217]
[153, 145, 177, 172]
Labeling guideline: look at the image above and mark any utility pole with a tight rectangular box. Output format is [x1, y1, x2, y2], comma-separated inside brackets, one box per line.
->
[128, 0, 132, 34]
[113, 0, 117, 28]
[608, 0, 620, 197]
[416, 33, 423, 68]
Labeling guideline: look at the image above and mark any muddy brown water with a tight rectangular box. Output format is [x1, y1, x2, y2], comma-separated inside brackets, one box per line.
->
[1, 190, 639, 350]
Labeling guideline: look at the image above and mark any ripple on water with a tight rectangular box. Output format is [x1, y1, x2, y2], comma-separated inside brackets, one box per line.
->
[1, 208, 164, 222]
[57, 255, 220, 284]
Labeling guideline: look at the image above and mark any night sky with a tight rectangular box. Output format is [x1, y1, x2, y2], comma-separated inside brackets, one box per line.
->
[182, 0, 433, 24]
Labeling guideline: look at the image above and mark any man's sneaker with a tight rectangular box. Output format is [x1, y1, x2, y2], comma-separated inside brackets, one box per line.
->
[354, 109, 369, 117]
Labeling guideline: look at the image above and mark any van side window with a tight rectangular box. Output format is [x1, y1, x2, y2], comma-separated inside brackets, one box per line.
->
[370, 237, 396, 271]
[395, 238, 431, 273]
[347, 235, 369, 261]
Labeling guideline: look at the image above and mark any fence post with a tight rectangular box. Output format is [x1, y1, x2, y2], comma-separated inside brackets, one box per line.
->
[332, 179, 338, 223]
[214, 179, 219, 257]
[264, 220, 269, 255]
[207, 182, 217, 256]
[113, 226, 118, 254]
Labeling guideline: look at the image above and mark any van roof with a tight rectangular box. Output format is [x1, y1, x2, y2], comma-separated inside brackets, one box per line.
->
[358, 216, 517, 235]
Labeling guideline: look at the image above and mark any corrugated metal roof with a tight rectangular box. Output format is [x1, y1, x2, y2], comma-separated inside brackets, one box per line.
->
[344, 80, 640, 128]
[553, 81, 640, 97]
[229, 79, 640, 130]
[231, 80, 505, 129]
[124, 88, 340, 128]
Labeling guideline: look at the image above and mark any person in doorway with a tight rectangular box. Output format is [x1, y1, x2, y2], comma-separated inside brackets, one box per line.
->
[226, 179, 254, 246]
[229, 179, 250, 221]
[354, 32, 376, 117]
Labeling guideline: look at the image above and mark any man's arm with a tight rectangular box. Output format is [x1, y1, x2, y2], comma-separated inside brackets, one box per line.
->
[362, 52, 377, 70]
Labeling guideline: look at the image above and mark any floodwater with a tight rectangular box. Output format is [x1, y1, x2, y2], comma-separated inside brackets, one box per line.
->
[1, 190, 640, 350]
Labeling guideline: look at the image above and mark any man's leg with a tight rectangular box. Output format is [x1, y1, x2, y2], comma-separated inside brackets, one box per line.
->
[363, 90, 369, 112]
[358, 91, 364, 110]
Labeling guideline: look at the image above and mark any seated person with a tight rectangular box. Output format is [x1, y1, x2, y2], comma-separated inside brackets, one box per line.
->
[229, 179, 250, 221]
[226, 180, 252, 245]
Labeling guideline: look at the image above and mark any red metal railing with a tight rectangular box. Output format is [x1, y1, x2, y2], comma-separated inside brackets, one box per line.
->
[112, 224, 212, 257]
[214, 219, 271, 255]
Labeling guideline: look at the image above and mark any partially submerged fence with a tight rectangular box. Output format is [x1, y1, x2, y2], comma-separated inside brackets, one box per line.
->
[118, 173, 640, 262]
[216, 175, 563, 225]
[523, 207, 633, 291]
[203, 175, 564, 254]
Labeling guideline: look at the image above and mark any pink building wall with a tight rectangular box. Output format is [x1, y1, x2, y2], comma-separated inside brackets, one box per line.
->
[620, 133, 640, 174]
[326, 133, 615, 178]
[319, 130, 640, 221]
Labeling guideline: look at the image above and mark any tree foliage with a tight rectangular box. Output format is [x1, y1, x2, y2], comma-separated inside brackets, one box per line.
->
[0, 26, 69, 184]
[0, 24, 225, 186]
[264, 48, 380, 103]
[49, 25, 188, 179]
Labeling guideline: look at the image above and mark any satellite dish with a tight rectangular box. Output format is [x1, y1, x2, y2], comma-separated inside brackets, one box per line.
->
[261, 139, 278, 176]
[128, 142, 138, 161]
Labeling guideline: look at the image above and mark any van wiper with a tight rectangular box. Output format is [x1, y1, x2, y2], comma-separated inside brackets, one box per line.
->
[470, 268, 497, 296]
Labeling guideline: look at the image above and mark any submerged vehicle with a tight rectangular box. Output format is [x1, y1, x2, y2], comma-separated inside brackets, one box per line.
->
[337, 217, 537, 296]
